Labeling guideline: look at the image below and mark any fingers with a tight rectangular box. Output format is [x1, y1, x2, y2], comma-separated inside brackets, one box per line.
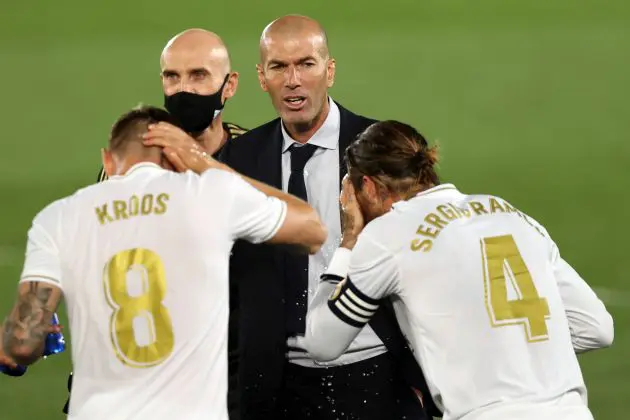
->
[148, 122, 183, 134]
[142, 126, 199, 151]
[146, 122, 188, 139]
[0, 354, 18, 369]
[141, 127, 173, 147]
[340, 177, 355, 207]
[46, 324, 63, 334]
[163, 147, 188, 172]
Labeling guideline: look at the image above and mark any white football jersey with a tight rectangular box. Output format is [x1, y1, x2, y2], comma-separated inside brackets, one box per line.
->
[19, 163, 287, 420]
[314, 184, 611, 420]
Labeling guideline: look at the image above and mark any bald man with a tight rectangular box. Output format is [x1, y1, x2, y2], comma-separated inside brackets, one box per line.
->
[68, 29, 248, 415]
[95, 28, 246, 182]
[219, 15, 435, 420]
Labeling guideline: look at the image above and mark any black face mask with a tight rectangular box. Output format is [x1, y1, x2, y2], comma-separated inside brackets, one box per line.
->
[164, 74, 229, 135]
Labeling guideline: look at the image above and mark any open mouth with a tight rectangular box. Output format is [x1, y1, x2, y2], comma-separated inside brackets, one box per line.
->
[284, 96, 306, 110]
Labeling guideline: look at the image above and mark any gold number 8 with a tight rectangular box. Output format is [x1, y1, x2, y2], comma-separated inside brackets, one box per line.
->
[103, 248, 175, 367]
[481, 234, 551, 342]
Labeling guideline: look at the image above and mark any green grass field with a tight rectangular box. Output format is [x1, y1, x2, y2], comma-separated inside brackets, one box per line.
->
[0, 0, 628, 418]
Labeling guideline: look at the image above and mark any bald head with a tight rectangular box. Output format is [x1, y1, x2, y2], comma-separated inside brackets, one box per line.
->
[161, 29, 231, 74]
[256, 15, 335, 139]
[260, 15, 329, 62]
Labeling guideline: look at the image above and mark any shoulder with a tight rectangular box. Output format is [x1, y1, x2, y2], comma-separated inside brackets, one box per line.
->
[199, 167, 239, 186]
[349, 218, 403, 277]
[229, 118, 280, 145]
[30, 186, 89, 230]
[32, 198, 67, 225]
[219, 118, 281, 165]
[335, 101, 378, 129]
[358, 212, 405, 254]
[472, 192, 550, 239]
[224, 121, 248, 139]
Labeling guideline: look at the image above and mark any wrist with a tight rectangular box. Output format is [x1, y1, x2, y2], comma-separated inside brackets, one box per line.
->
[326, 247, 352, 277]
[340, 232, 359, 250]
[195, 160, 213, 174]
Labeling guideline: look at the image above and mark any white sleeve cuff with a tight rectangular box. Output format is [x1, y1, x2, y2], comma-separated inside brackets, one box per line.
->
[254, 199, 288, 244]
[325, 247, 352, 278]
[19, 275, 63, 290]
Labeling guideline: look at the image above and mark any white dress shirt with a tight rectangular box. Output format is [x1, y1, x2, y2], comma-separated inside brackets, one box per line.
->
[281, 98, 387, 367]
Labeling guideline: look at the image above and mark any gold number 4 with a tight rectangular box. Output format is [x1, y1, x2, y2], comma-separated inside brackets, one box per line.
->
[481, 235, 550, 343]
[103, 248, 175, 367]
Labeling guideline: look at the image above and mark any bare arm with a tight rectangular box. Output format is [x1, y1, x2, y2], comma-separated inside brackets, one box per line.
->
[142, 128, 327, 254]
[234, 169, 326, 254]
[306, 180, 397, 361]
[162, 143, 327, 254]
[2, 281, 63, 366]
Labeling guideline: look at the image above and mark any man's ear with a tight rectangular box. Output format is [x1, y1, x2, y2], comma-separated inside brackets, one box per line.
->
[362, 175, 380, 204]
[326, 58, 336, 88]
[223, 72, 239, 101]
[256, 64, 268, 92]
[101, 148, 115, 177]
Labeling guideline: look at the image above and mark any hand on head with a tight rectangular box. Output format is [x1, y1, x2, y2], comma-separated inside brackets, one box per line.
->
[339, 175, 365, 249]
[142, 122, 225, 174]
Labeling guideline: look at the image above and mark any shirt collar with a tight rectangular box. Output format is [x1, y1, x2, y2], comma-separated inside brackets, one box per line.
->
[108, 162, 164, 180]
[414, 183, 458, 198]
[391, 184, 459, 211]
[281, 97, 340, 153]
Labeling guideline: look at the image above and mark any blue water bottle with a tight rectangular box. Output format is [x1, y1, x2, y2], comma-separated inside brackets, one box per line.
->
[43, 313, 66, 357]
[1, 312, 66, 376]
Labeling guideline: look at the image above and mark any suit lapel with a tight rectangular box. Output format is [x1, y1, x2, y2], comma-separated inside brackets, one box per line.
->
[255, 120, 288, 283]
[337, 103, 356, 189]
[255, 119, 284, 189]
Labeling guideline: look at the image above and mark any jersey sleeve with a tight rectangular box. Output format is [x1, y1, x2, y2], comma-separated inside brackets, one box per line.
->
[203, 169, 287, 244]
[551, 240, 614, 352]
[20, 202, 64, 290]
[329, 233, 400, 327]
[305, 231, 400, 362]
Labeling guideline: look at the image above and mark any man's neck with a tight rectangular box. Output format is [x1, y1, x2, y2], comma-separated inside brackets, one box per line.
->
[284, 98, 331, 144]
[115, 157, 161, 176]
[197, 115, 228, 154]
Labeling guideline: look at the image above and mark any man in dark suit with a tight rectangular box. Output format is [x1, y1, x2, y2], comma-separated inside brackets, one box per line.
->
[220, 15, 439, 420]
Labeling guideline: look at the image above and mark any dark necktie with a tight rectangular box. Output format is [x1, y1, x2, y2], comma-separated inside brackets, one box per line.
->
[285, 143, 318, 336]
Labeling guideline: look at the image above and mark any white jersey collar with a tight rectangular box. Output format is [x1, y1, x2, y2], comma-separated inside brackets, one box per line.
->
[414, 183, 458, 198]
[108, 162, 164, 180]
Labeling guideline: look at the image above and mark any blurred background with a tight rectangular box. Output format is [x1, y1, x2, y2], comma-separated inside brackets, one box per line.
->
[0, 0, 628, 418]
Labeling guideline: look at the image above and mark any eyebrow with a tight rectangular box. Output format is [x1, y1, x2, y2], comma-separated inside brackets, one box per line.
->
[161, 67, 210, 76]
[268, 56, 317, 66]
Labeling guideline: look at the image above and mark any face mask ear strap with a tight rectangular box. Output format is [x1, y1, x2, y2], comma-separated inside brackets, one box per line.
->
[218, 74, 231, 106]
[220, 73, 230, 89]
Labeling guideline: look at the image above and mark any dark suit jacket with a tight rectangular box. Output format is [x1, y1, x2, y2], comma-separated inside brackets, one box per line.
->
[219, 102, 441, 419]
